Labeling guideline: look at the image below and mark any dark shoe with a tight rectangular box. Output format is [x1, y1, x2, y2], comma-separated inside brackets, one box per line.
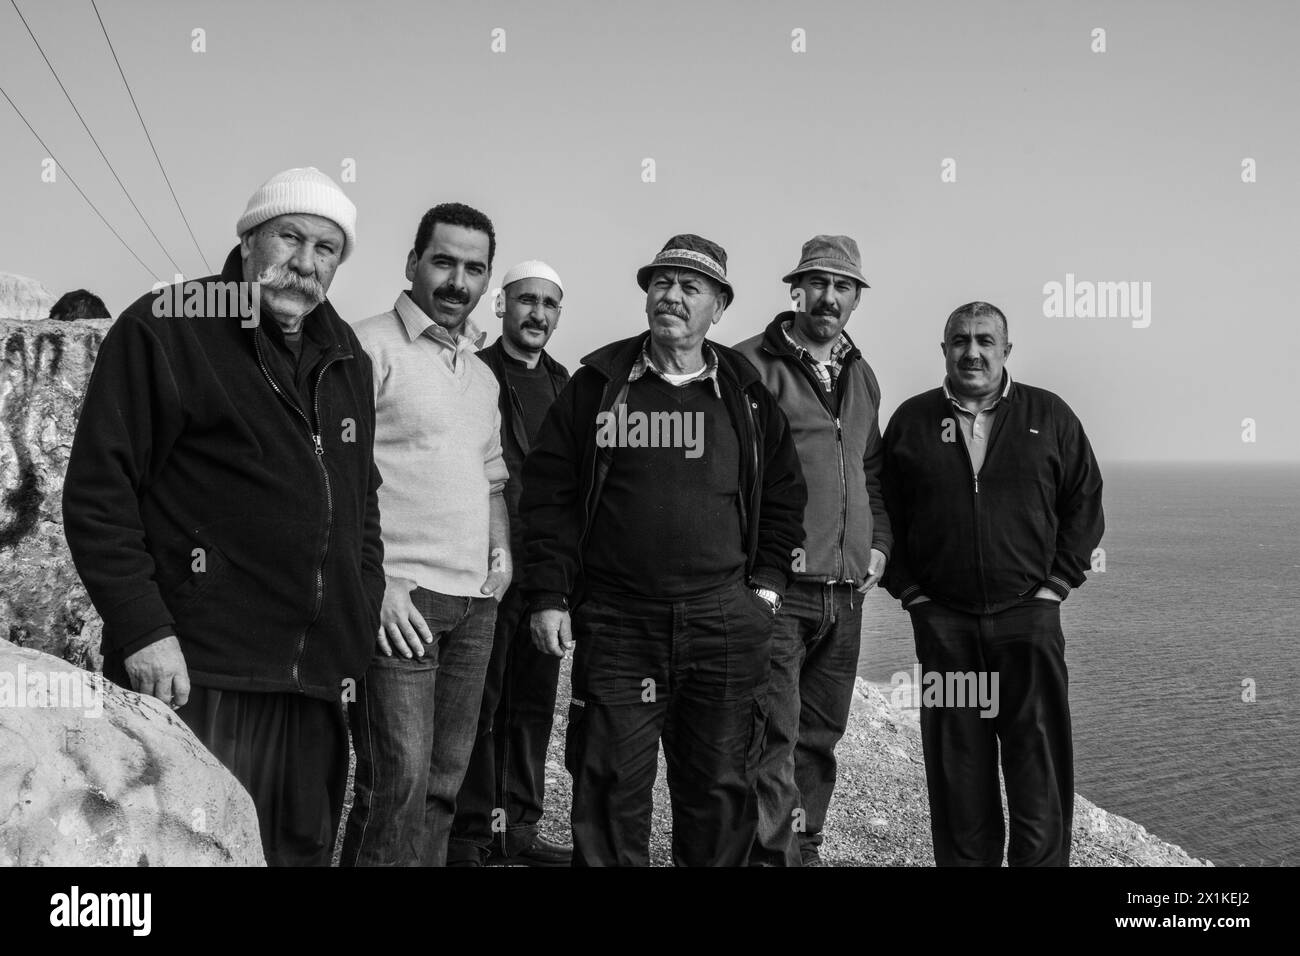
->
[446, 858, 482, 868]
[488, 834, 573, 867]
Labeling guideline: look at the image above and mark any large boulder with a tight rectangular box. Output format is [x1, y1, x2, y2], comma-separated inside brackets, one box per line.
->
[0, 274, 56, 322]
[0, 639, 264, 865]
[0, 317, 110, 668]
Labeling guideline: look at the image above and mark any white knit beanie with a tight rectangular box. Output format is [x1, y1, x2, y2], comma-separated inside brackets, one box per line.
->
[501, 259, 563, 293]
[236, 167, 357, 261]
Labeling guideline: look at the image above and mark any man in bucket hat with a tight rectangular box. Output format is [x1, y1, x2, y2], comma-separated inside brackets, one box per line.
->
[520, 234, 807, 866]
[65, 166, 383, 865]
[735, 234, 891, 865]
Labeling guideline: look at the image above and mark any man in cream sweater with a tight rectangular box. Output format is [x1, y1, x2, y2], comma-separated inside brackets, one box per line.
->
[341, 203, 512, 867]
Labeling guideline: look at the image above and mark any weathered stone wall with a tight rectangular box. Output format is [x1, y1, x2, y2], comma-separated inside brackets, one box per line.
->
[0, 317, 110, 670]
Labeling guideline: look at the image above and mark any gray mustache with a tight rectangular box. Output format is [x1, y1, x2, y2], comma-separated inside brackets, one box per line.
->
[258, 263, 325, 302]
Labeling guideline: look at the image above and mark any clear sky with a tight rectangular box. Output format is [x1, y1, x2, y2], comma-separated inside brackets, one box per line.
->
[3, 0, 1297, 461]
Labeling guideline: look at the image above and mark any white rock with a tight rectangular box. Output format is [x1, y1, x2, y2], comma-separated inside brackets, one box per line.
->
[0, 639, 264, 865]
[0, 273, 55, 321]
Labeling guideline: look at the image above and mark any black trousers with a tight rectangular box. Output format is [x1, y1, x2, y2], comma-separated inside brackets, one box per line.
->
[449, 583, 563, 862]
[565, 579, 773, 867]
[175, 684, 349, 867]
[907, 598, 1074, 867]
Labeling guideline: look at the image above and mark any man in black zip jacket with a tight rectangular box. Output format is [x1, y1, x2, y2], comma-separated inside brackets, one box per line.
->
[881, 300, 1104, 867]
[734, 234, 892, 866]
[521, 234, 807, 866]
[63, 167, 384, 866]
[449, 261, 573, 867]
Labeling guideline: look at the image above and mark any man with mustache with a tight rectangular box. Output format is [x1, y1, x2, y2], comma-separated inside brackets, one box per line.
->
[341, 203, 511, 867]
[734, 235, 891, 866]
[521, 234, 807, 866]
[881, 301, 1104, 866]
[64, 167, 382, 866]
[449, 261, 573, 867]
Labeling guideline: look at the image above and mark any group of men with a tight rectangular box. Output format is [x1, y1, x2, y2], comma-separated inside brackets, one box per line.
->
[63, 165, 1104, 868]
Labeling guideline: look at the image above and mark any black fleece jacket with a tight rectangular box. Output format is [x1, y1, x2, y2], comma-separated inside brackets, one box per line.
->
[63, 247, 385, 700]
[881, 379, 1104, 614]
[520, 332, 807, 611]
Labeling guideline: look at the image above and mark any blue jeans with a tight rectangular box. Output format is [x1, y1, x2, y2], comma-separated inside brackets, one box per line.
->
[341, 587, 496, 866]
[448, 582, 564, 863]
[752, 580, 863, 866]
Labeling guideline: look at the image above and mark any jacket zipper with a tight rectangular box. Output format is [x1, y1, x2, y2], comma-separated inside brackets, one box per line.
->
[740, 391, 761, 576]
[834, 417, 848, 579]
[254, 333, 343, 690]
[508, 383, 530, 456]
[577, 378, 618, 558]
[953, 417, 988, 610]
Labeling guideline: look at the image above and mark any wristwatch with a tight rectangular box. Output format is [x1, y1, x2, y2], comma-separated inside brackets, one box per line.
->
[753, 587, 781, 613]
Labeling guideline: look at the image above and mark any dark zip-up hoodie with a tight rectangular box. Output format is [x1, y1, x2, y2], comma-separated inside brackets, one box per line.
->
[63, 246, 385, 700]
[475, 336, 570, 562]
[881, 378, 1104, 614]
[734, 313, 892, 583]
[519, 331, 807, 611]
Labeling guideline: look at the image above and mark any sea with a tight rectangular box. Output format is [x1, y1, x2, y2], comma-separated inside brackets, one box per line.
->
[856, 462, 1300, 867]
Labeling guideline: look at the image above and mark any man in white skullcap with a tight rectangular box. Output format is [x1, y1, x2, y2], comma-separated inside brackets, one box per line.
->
[448, 261, 573, 866]
[65, 166, 384, 866]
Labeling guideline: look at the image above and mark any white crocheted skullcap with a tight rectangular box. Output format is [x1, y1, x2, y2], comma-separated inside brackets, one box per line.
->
[500, 260, 563, 294]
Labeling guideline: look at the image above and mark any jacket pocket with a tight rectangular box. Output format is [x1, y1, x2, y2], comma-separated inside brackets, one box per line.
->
[164, 544, 229, 610]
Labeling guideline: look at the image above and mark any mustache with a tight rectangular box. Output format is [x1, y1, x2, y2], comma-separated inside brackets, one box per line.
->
[521, 319, 548, 331]
[434, 283, 469, 305]
[257, 263, 326, 303]
[812, 306, 840, 318]
[654, 305, 689, 320]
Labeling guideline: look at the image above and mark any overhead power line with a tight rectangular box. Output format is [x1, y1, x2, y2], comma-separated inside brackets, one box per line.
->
[0, 82, 157, 281]
[10, 0, 183, 275]
[90, 0, 211, 274]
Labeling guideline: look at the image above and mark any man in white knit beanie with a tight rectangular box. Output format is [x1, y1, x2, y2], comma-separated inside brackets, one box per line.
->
[65, 166, 383, 866]
[235, 166, 357, 331]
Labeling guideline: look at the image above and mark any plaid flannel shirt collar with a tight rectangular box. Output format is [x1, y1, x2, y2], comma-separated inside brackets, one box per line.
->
[781, 318, 852, 392]
[628, 340, 722, 399]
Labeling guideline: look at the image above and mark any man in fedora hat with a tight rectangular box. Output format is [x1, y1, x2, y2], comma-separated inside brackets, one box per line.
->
[64, 166, 383, 866]
[520, 234, 807, 866]
[735, 234, 891, 866]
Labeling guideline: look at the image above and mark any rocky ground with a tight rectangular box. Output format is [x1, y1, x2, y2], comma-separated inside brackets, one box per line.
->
[337, 655, 1212, 867]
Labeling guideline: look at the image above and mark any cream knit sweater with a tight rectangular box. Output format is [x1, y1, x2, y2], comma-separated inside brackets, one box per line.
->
[352, 293, 507, 597]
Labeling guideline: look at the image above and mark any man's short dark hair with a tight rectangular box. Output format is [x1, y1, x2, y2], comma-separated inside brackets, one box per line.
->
[49, 290, 110, 321]
[945, 301, 1008, 342]
[412, 203, 495, 267]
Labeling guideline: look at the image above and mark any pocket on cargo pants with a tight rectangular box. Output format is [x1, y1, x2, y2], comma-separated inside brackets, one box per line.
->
[745, 694, 769, 776]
